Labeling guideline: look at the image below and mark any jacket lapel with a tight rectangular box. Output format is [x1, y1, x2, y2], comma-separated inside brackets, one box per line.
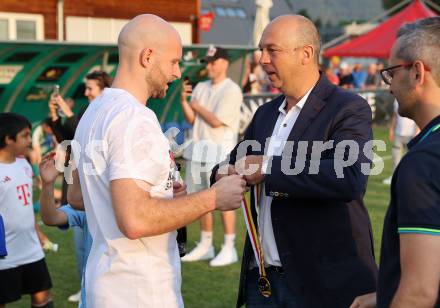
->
[258, 95, 285, 152]
[288, 74, 336, 142]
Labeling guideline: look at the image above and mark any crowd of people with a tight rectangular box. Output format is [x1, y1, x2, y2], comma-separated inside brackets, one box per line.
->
[242, 50, 387, 95]
[0, 12, 439, 308]
[324, 61, 386, 90]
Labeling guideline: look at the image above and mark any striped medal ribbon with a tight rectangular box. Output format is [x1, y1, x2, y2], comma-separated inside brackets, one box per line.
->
[241, 184, 272, 297]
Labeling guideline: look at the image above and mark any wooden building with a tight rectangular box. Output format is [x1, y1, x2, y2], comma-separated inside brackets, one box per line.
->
[0, 0, 201, 44]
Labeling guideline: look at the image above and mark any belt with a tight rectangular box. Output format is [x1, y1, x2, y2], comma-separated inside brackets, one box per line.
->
[266, 265, 284, 274]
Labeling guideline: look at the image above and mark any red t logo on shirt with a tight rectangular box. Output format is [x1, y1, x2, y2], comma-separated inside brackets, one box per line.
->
[16, 184, 31, 206]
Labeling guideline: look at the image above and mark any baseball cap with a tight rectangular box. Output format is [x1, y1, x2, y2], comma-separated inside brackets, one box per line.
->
[202, 45, 229, 63]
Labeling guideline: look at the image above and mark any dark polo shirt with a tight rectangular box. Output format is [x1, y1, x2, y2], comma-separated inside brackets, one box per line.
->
[377, 115, 440, 308]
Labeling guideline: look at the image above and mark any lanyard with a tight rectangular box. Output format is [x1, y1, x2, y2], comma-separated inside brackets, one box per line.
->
[241, 184, 272, 297]
[419, 123, 440, 143]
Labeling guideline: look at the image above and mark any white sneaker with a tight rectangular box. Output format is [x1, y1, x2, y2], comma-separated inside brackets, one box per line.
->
[68, 290, 81, 302]
[209, 245, 238, 267]
[181, 243, 214, 262]
[383, 176, 392, 185]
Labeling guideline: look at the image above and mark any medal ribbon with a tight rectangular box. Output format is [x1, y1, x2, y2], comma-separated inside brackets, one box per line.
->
[241, 184, 267, 278]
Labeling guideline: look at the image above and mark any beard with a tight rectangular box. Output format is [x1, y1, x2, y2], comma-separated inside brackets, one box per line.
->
[396, 97, 416, 120]
[392, 76, 416, 119]
[147, 64, 170, 99]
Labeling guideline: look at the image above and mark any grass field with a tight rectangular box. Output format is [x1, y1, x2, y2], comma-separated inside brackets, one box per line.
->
[10, 126, 393, 308]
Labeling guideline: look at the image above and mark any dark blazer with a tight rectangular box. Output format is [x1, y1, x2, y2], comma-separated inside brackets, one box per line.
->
[211, 75, 378, 308]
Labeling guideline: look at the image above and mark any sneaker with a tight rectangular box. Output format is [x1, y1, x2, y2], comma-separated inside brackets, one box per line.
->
[68, 290, 81, 302]
[383, 176, 392, 185]
[209, 245, 238, 267]
[180, 243, 214, 262]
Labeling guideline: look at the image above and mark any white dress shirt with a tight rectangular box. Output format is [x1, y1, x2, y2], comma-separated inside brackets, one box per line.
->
[259, 87, 314, 267]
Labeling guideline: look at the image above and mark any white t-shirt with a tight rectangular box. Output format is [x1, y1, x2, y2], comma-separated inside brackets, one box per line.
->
[394, 100, 417, 137]
[74, 88, 182, 308]
[183, 78, 243, 164]
[0, 158, 44, 270]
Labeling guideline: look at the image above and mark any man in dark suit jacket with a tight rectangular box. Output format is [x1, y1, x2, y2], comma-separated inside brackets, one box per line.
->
[211, 15, 377, 308]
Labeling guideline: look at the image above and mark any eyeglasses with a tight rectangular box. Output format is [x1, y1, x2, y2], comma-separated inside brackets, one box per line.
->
[380, 62, 431, 85]
[380, 63, 413, 85]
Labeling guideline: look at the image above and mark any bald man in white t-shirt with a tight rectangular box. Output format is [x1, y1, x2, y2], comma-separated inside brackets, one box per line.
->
[68, 15, 246, 308]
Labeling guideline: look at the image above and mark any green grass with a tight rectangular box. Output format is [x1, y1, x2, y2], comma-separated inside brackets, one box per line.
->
[10, 126, 393, 308]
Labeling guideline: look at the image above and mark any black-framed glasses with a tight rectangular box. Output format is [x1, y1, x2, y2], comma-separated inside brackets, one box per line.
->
[380, 62, 431, 85]
[380, 63, 413, 85]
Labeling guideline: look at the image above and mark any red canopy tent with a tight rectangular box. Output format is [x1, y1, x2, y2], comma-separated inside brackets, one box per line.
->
[323, 0, 437, 59]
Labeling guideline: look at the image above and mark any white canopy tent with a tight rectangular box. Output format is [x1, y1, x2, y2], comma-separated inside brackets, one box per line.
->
[253, 0, 273, 45]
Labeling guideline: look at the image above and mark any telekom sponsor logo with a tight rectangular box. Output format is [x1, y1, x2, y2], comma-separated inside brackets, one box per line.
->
[16, 183, 31, 206]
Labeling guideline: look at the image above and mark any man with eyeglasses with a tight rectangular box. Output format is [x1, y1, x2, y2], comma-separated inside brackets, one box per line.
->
[351, 16, 440, 308]
[211, 15, 378, 308]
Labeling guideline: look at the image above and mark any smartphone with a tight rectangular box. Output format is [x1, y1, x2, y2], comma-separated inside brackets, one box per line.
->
[183, 76, 196, 88]
[52, 84, 60, 96]
[52, 85, 64, 117]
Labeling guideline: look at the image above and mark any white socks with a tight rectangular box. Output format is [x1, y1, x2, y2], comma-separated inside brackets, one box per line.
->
[224, 234, 236, 248]
[200, 232, 236, 248]
[200, 231, 213, 247]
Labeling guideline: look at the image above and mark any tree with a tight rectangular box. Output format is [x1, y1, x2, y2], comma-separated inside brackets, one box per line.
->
[297, 9, 311, 19]
[382, 0, 405, 10]
[314, 17, 323, 29]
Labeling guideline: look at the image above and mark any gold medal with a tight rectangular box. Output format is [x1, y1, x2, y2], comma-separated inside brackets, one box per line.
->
[242, 186, 273, 298]
[258, 276, 272, 297]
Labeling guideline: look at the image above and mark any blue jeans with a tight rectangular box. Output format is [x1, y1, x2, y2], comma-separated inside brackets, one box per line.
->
[245, 267, 303, 308]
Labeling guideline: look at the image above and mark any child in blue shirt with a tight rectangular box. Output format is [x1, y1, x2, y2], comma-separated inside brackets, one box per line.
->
[39, 152, 91, 308]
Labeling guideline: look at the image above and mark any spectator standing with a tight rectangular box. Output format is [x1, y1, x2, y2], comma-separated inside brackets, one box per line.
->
[365, 63, 381, 89]
[338, 62, 354, 89]
[352, 63, 367, 89]
[180, 46, 243, 266]
[324, 65, 339, 85]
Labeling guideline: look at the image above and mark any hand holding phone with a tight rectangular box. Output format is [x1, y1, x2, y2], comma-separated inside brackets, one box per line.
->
[51, 84, 60, 100]
[52, 85, 65, 116]
[181, 76, 193, 101]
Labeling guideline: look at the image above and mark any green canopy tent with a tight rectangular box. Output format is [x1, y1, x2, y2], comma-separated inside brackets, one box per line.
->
[0, 41, 254, 136]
